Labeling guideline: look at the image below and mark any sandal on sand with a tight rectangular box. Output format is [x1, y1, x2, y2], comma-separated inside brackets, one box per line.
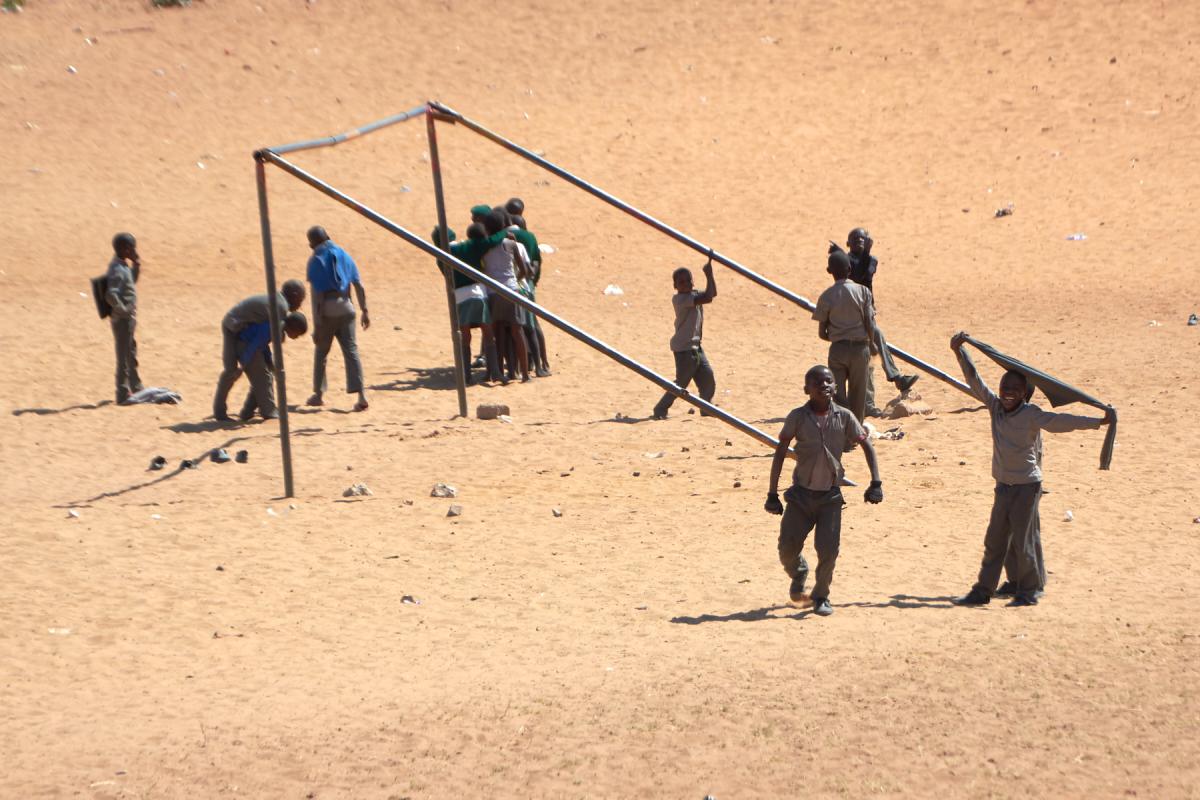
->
[148, 455, 168, 471]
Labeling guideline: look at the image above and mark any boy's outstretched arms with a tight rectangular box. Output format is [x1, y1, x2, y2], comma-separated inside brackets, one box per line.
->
[696, 253, 717, 304]
[951, 331, 999, 410]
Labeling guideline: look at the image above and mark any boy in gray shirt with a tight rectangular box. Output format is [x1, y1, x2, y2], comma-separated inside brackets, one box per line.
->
[950, 332, 1113, 607]
[765, 365, 884, 617]
[104, 232, 143, 403]
[651, 257, 717, 420]
[813, 250, 876, 423]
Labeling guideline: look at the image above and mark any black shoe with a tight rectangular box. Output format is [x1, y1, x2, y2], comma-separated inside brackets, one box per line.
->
[651, 410, 667, 420]
[148, 455, 167, 471]
[894, 374, 919, 393]
[789, 574, 810, 605]
[995, 581, 1017, 598]
[812, 597, 834, 616]
[866, 407, 886, 418]
[954, 588, 990, 606]
[471, 355, 486, 369]
[211, 448, 232, 464]
[235, 450, 249, 464]
[1007, 593, 1039, 607]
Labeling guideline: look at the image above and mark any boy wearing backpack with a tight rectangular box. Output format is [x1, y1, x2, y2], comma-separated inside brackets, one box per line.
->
[102, 232, 144, 403]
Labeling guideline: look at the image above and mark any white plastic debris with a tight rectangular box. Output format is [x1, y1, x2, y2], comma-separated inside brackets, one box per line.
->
[539, 243, 556, 255]
[66, 65, 78, 74]
[603, 284, 624, 296]
[150, 514, 163, 520]
[1065, 233, 1087, 241]
[266, 507, 277, 516]
[1148, 320, 1162, 327]
[643, 451, 665, 459]
[66, 509, 80, 519]
[1063, 510, 1074, 522]
[47, 627, 72, 636]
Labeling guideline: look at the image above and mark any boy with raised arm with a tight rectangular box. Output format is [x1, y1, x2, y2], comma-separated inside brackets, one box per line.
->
[765, 365, 884, 617]
[651, 256, 717, 420]
[950, 332, 1113, 608]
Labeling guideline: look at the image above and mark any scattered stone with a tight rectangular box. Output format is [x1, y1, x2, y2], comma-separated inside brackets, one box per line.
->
[551, 508, 563, 517]
[886, 396, 933, 419]
[643, 451, 665, 459]
[560, 472, 570, 477]
[393, 324, 402, 331]
[1193, 516, 1200, 524]
[403, 499, 414, 506]
[476, 402, 510, 420]
[430, 482, 457, 498]
[180, 459, 197, 469]
[725, 439, 732, 446]
[959, 460, 968, 465]
[632, 471, 641, 477]
[401, 595, 421, 605]
[343, 483, 373, 497]
[733, 480, 742, 488]
[148, 455, 167, 471]
[447, 504, 463, 517]
[681, 446, 690, 452]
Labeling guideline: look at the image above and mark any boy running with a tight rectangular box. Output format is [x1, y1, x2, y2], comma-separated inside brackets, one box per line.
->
[765, 365, 884, 617]
[950, 332, 1113, 607]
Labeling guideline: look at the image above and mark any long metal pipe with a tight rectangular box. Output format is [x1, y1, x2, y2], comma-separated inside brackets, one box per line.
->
[426, 111, 469, 417]
[253, 155, 296, 498]
[428, 100, 971, 397]
[259, 149, 785, 452]
[269, 104, 430, 156]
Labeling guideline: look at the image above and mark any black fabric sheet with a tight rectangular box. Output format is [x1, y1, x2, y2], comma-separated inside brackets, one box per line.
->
[964, 336, 1116, 470]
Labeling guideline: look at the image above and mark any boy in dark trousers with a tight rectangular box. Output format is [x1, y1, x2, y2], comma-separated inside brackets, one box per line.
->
[104, 232, 144, 403]
[950, 332, 1113, 607]
[651, 256, 717, 420]
[236, 312, 308, 421]
[765, 365, 884, 617]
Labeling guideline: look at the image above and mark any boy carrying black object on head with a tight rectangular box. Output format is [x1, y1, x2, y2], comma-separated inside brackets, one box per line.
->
[651, 255, 717, 420]
[236, 312, 307, 421]
[765, 365, 884, 617]
[950, 332, 1113, 608]
[103, 232, 144, 403]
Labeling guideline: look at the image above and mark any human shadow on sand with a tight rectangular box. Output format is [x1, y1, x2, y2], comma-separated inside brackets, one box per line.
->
[838, 594, 958, 610]
[670, 604, 811, 624]
[369, 367, 459, 393]
[13, 400, 114, 416]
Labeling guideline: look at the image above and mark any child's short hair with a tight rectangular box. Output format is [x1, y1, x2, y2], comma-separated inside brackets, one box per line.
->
[505, 197, 525, 215]
[112, 232, 136, 252]
[466, 223, 486, 240]
[511, 214, 527, 231]
[805, 364, 832, 386]
[482, 210, 507, 236]
[284, 311, 308, 336]
[672, 267, 692, 284]
[431, 226, 456, 248]
[1001, 370, 1029, 390]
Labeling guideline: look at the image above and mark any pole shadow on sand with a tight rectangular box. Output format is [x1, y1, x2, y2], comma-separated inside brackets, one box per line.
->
[670, 595, 957, 624]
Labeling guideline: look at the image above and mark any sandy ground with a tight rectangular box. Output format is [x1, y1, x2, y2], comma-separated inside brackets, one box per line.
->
[2, 0, 1199, 797]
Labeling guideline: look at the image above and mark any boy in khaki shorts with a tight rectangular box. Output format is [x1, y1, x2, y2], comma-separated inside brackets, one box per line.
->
[765, 365, 884, 617]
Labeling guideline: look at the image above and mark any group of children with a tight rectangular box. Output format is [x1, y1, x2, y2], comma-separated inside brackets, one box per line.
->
[99, 218, 1114, 619]
[98, 225, 370, 422]
[433, 197, 551, 385]
[644, 227, 1112, 617]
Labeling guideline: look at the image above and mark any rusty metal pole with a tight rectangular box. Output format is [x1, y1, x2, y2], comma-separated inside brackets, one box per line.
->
[426, 108, 469, 418]
[253, 153, 295, 498]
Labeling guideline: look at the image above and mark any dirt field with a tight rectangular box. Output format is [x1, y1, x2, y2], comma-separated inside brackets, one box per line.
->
[2, 1, 1198, 797]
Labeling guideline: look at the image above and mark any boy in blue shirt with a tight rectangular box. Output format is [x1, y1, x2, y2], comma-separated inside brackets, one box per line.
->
[306, 226, 370, 412]
[236, 312, 307, 421]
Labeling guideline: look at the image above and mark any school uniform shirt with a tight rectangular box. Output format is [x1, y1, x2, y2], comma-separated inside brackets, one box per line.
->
[813, 279, 874, 342]
[222, 292, 288, 335]
[446, 229, 512, 287]
[669, 291, 705, 352]
[780, 401, 867, 491]
[509, 226, 542, 283]
[957, 349, 1104, 485]
[104, 257, 137, 319]
[307, 240, 360, 295]
[848, 251, 877, 292]
[237, 321, 275, 369]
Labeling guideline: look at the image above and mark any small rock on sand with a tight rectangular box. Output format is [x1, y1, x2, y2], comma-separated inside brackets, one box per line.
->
[447, 504, 463, 517]
[431, 482, 457, 498]
[476, 403, 510, 420]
